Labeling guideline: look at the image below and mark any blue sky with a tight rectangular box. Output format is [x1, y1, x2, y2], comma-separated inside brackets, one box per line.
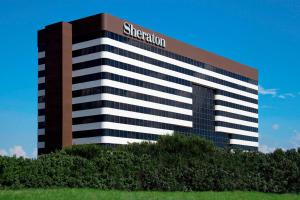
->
[0, 0, 299, 157]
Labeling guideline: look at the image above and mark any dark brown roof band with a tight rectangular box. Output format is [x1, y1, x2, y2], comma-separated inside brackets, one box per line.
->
[70, 13, 258, 81]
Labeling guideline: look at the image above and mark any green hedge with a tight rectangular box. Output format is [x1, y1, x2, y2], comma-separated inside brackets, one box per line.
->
[0, 134, 300, 193]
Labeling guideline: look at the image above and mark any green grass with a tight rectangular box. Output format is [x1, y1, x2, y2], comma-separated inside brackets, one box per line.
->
[0, 189, 299, 200]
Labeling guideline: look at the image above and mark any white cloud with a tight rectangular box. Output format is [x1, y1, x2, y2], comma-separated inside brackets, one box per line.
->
[9, 146, 26, 158]
[272, 124, 280, 130]
[0, 146, 29, 158]
[278, 93, 296, 99]
[259, 85, 297, 100]
[284, 93, 296, 98]
[258, 85, 277, 96]
[259, 144, 276, 153]
[0, 149, 8, 156]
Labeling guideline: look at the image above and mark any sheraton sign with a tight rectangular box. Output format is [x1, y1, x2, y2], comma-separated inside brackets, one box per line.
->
[123, 22, 166, 48]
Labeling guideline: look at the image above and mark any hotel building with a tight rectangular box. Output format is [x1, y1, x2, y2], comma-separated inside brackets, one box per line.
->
[37, 13, 258, 155]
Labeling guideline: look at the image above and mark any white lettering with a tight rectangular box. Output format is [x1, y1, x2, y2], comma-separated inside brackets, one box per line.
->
[123, 22, 166, 48]
[123, 22, 131, 35]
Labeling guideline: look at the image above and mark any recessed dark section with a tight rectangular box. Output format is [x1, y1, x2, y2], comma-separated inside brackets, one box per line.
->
[192, 84, 230, 148]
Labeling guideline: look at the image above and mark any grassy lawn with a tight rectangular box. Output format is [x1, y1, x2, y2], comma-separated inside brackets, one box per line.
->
[0, 189, 299, 200]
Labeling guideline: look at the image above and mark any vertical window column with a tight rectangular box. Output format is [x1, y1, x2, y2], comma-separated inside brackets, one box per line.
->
[192, 84, 229, 147]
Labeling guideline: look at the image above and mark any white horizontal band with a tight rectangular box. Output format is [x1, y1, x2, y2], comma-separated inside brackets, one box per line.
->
[73, 51, 257, 100]
[73, 121, 174, 135]
[215, 126, 258, 137]
[215, 95, 258, 109]
[73, 66, 102, 77]
[73, 37, 258, 90]
[73, 136, 155, 145]
[73, 136, 101, 145]
[73, 39, 101, 50]
[73, 65, 192, 93]
[72, 79, 192, 104]
[38, 129, 45, 135]
[38, 115, 45, 122]
[72, 52, 101, 64]
[100, 136, 155, 144]
[38, 90, 45, 97]
[38, 77, 45, 84]
[38, 51, 45, 58]
[100, 51, 257, 100]
[230, 139, 258, 147]
[215, 116, 258, 128]
[72, 94, 100, 104]
[72, 107, 192, 127]
[72, 122, 100, 131]
[215, 105, 258, 119]
[38, 64, 45, 71]
[192, 77, 257, 99]
[38, 103, 45, 109]
[72, 93, 192, 116]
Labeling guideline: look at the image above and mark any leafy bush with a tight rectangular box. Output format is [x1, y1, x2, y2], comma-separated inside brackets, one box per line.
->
[0, 134, 299, 193]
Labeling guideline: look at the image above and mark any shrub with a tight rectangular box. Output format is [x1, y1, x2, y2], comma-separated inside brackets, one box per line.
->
[0, 134, 299, 193]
